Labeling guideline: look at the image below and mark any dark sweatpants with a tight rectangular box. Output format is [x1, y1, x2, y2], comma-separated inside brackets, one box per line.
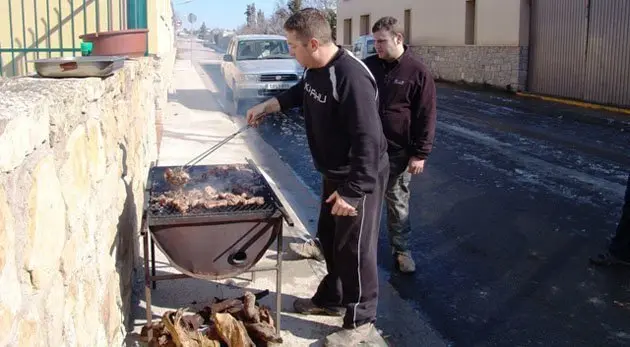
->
[311, 165, 389, 329]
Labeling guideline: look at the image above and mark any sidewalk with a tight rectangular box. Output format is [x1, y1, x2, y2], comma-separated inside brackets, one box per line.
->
[125, 45, 388, 346]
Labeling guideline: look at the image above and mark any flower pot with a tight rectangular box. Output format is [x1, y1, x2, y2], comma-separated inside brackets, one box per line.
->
[79, 29, 149, 58]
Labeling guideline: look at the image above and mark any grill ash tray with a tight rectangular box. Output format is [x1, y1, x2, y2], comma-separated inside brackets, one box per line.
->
[147, 163, 280, 223]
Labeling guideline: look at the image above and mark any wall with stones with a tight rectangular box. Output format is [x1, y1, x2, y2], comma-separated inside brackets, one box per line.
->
[0, 57, 170, 346]
[411, 45, 529, 92]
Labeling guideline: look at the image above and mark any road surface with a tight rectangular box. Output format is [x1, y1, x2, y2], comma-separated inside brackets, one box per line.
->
[198, 43, 630, 347]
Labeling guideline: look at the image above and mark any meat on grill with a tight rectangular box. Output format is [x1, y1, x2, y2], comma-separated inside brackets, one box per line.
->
[151, 185, 265, 214]
[164, 168, 190, 186]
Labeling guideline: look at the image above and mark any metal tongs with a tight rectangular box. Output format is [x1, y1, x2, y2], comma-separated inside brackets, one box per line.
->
[178, 114, 264, 172]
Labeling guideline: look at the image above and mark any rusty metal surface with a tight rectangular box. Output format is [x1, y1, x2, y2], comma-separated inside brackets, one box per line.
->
[528, 0, 630, 107]
[528, 0, 587, 101]
[583, 0, 630, 107]
[149, 218, 281, 280]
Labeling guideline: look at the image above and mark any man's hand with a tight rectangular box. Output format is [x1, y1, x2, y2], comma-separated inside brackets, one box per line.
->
[407, 156, 425, 175]
[246, 98, 281, 127]
[246, 103, 267, 127]
[325, 191, 358, 216]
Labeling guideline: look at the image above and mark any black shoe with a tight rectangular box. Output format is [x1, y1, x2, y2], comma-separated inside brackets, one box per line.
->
[293, 298, 345, 316]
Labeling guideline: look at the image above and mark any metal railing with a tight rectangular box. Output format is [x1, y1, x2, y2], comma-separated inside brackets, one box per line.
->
[0, 0, 148, 77]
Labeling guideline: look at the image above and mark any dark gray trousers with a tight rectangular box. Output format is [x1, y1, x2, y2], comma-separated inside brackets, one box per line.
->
[385, 155, 413, 254]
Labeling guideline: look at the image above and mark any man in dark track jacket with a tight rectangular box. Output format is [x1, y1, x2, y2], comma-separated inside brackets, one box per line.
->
[245, 8, 389, 346]
[363, 16, 437, 273]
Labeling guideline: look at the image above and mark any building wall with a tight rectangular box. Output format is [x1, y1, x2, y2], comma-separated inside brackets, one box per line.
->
[0, 0, 126, 77]
[0, 55, 167, 347]
[337, 0, 524, 46]
[147, 0, 175, 56]
[337, 0, 530, 91]
[476, 0, 527, 45]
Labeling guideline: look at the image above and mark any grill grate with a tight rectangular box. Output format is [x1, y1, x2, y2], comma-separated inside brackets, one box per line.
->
[148, 163, 278, 218]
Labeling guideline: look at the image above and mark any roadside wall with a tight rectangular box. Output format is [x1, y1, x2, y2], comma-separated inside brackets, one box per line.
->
[411, 45, 529, 91]
[0, 56, 170, 346]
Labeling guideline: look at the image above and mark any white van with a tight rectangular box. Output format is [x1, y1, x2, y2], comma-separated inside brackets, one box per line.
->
[350, 35, 377, 60]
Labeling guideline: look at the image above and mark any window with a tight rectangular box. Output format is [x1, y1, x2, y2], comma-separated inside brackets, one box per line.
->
[236, 39, 291, 60]
[404, 10, 411, 44]
[344, 19, 353, 45]
[465, 0, 476, 44]
[353, 42, 362, 56]
[360, 15, 370, 35]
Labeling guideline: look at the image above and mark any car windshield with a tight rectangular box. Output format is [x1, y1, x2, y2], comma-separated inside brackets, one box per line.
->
[236, 39, 292, 60]
[366, 39, 376, 54]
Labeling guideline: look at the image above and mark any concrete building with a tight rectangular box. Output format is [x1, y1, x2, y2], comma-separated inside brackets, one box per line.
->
[0, 0, 175, 77]
[337, 0, 630, 108]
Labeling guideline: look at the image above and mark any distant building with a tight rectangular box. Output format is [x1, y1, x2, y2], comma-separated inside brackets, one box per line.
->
[337, 0, 630, 108]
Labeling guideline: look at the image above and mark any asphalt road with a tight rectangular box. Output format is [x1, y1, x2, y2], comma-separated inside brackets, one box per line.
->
[199, 44, 630, 346]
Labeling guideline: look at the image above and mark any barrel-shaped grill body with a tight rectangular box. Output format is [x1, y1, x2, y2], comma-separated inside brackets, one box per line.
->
[147, 163, 283, 280]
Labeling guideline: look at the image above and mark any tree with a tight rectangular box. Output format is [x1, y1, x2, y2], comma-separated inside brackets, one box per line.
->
[287, 0, 302, 14]
[257, 10, 267, 33]
[199, 22, 208, 37]
[244, 3, 257, 27]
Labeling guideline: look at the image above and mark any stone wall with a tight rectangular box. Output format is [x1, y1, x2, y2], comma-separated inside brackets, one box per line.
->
[0, 56, 170, 346]
[411, 45, 529, 92]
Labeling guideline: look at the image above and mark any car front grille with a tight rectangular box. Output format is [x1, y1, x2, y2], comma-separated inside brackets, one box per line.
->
[260, 74, 298, 82]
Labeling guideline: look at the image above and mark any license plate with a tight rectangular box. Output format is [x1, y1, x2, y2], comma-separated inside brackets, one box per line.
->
[266, 83, 287, 90]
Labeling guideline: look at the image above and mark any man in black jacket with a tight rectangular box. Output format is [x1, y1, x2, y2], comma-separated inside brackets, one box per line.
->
[363, 16, 437, 273]
[245, 8, 389, 346]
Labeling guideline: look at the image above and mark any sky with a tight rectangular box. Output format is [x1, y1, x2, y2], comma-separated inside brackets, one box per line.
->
[173, 0, 280, 30]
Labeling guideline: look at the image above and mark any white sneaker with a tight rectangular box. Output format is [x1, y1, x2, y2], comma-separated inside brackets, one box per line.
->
[288, 239, 325, 262]
[324, 323, 375, 346]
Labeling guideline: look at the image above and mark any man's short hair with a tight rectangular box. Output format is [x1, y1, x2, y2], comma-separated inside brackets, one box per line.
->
[284, 8, 333, 45]
[372, 16, 404, 36]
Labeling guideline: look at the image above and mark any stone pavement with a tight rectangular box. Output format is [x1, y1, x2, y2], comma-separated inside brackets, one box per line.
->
[124, 43, 388, 346]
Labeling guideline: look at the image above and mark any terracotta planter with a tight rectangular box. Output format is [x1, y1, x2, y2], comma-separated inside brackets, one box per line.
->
[79, 29, 149, 58]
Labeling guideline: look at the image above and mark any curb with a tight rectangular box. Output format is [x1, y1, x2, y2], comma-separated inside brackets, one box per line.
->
[515, 92, 630, 128]
[515, 92, 630, 115]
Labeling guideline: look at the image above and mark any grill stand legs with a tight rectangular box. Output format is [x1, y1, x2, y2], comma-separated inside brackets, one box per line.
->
[142, 218, 284, 337]
[275, 219, 283, 334]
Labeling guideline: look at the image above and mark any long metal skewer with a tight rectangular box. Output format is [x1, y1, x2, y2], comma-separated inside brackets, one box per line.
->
[179, 114, 265, 172]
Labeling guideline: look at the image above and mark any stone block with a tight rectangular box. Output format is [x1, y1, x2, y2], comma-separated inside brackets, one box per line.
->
[44, 274, 65, 346]
[101, 270, 123, 343]
[24, 154, 66, 290]
[0, 99, 50, 172]
[0, 184, 12, 273]
[60, 231, 86, 283]
[0, 303, 14, 344]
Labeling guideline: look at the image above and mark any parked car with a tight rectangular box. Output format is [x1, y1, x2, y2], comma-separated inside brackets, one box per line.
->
[221, 34, 304, 113]
[350, 35, 377, 60]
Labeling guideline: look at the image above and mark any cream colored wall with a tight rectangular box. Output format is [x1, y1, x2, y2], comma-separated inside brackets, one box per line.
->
[0, 0, 124, 77]
[476, 0, 524, 45]
[147, 0, 175, 56]
[337, 0, 465, 45]
[337, 0, 526, 46]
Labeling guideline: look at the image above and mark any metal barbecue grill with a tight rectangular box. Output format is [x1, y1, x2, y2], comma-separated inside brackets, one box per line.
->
[140, 158, 293, 334]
